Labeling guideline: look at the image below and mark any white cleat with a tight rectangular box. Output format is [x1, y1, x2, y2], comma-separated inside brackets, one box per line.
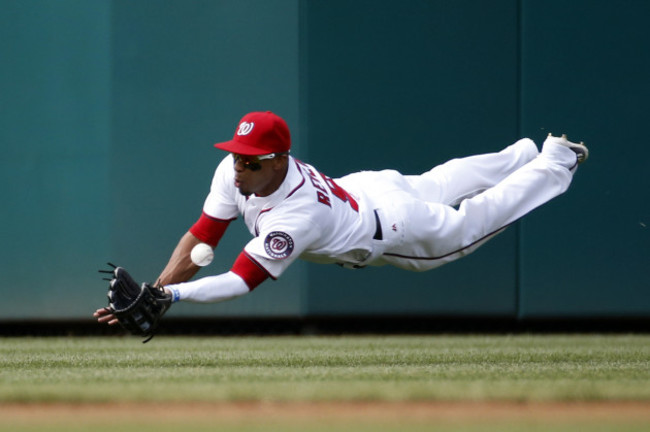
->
[546, 133, 589, 165]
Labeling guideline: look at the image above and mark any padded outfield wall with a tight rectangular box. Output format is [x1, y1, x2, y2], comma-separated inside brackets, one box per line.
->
[1, 0, 648, 321]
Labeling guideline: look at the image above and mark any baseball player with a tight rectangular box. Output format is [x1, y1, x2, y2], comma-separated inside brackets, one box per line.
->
[95, 111, 587, 324]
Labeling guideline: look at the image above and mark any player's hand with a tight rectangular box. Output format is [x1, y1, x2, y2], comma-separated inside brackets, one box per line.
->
[93, 307, 119, 326]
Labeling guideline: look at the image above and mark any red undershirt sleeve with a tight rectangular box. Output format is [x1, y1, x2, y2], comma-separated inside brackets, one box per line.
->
[189, 212, 234, 247]
[231, 251, 272, 290]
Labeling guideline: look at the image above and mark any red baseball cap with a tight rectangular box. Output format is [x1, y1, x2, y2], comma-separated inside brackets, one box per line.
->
[214, 111, 291, 156]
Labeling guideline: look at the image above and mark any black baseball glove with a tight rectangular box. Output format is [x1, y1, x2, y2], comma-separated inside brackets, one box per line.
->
[99, 263, 172, 343]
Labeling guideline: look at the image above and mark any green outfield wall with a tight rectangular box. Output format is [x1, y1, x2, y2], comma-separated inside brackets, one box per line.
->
[1, 0, 648, 321]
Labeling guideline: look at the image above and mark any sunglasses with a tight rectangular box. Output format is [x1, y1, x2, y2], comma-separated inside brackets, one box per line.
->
[232, 152, 288, 171]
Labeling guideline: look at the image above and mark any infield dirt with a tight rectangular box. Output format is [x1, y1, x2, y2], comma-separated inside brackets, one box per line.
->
[2, 401, 650, 430]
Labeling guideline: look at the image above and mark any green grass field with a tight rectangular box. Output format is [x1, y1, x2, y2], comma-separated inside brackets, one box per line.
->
[1, 334, 649, 431]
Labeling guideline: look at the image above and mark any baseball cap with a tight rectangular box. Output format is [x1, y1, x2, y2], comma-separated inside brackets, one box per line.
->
[214, 111, 291, 156]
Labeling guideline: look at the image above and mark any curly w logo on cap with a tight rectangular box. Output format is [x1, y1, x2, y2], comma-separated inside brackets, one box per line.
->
[237, 122, 254, 136]
[215, 111, 291, 156]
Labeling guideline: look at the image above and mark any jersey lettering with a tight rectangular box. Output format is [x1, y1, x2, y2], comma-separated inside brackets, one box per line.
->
[296, 160, 358, 212]
[317, 191, 331, 207]
[321, 174, 359, 212]
[308, 173, 327, 194]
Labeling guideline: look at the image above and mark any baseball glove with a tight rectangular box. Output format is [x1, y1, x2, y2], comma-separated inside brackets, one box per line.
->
[99, 263, 172, 343]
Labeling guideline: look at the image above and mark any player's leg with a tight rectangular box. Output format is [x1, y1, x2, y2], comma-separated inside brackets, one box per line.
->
[405, 138, 539, 205]
[379, 138, 578, 271]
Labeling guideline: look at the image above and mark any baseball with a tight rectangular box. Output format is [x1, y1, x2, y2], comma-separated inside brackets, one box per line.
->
[190, 243, 214, 267]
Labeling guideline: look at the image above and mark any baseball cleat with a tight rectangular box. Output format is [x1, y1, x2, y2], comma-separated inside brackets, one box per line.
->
[546, 133, 589, 165]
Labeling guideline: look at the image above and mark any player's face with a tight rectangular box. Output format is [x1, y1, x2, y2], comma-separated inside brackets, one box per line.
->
[232, 153, 287, 197]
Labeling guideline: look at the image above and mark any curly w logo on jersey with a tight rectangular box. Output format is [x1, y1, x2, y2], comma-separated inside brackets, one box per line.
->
[237, 122, 254, 136]
[264, 232, 294, 259]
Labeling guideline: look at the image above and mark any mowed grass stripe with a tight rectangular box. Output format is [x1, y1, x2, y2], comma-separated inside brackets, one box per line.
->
[1, 335, 649, 402]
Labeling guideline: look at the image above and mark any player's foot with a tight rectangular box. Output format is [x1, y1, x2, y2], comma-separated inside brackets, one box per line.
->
[545, 133, 589, 165]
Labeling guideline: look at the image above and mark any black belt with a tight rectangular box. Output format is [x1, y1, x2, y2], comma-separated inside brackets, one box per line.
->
[373, 209, 383, 240]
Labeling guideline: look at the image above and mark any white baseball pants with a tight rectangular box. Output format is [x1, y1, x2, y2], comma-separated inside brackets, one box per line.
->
[362, 138, 577, 271]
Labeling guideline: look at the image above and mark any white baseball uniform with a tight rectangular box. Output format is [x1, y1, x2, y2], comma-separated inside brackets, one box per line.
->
[166, 137, 577, 303]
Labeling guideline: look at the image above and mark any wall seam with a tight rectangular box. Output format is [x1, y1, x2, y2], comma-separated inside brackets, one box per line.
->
[515, 0, 524, 321]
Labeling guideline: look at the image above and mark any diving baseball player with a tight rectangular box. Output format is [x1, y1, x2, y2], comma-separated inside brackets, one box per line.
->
[95, 111, 587, 324]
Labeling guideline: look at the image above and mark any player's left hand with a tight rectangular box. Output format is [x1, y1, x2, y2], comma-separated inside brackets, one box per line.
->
[93, 307, 118, 325]
[96, 263, 173, 342]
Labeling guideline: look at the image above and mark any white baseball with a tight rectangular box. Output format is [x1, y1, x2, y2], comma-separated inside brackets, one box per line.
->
[190, 243, 214, 267]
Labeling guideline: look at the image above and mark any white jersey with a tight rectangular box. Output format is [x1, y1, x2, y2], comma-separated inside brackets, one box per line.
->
[202, 155, 378, 278]
[203, 139, 577, 277]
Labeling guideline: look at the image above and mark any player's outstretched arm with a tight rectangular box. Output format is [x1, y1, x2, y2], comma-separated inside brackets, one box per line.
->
[163, 251, 271, 304]
[165, 271, 250, 303]
[156, 231, 204, 286]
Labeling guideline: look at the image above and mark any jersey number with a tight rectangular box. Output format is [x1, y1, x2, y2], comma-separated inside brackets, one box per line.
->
[321, 174, 359, 212]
